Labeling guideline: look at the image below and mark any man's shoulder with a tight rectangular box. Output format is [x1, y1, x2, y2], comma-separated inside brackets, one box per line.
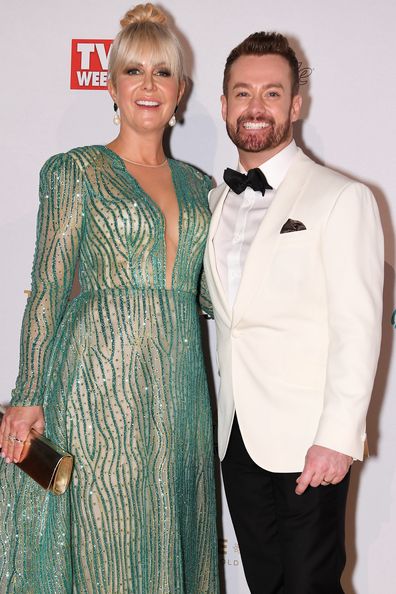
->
[297, 148, 366, 192]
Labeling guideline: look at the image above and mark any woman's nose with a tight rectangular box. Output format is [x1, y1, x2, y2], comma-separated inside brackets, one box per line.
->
[142, 72, 155, 91]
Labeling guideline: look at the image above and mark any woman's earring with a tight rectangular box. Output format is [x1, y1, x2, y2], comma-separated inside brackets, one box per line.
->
[113, 102, 120, 126]
[168, 105, 178, 128]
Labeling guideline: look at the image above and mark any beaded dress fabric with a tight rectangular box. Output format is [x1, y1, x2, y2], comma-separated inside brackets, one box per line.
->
[0, 145, 218, 594]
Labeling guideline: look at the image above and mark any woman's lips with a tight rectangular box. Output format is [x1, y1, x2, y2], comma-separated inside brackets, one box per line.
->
[135, 100, 161, 108]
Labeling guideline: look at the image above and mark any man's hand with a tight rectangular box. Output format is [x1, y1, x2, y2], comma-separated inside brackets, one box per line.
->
[0, 406, 45, 464]
[295, 445, 352, 495]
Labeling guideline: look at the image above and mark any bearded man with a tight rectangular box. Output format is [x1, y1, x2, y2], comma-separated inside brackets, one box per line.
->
[204, 32, 384, 594]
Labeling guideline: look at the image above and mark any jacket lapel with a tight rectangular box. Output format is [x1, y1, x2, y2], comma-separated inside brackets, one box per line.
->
[232, 150, 313, 325]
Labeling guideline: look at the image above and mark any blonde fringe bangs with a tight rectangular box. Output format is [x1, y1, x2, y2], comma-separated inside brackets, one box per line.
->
[108, 23, 184, 83]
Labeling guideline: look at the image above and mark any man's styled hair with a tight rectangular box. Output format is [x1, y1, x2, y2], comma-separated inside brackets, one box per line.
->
[223, 32, 300, 96]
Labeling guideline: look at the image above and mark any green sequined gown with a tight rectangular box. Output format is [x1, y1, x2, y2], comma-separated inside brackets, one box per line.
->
[0, 146, 219, 594]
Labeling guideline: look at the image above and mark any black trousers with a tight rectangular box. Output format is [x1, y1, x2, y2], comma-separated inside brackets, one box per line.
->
[222, 417, 350, 594]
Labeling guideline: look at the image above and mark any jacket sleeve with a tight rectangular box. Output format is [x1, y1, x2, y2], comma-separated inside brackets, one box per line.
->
[313, 181, 384, 459]
[10, 152, 85, 406]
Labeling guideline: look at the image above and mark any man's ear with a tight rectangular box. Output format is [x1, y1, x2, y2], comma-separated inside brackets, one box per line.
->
[221, 94, 228, 122]
[291, 94, 302, 123]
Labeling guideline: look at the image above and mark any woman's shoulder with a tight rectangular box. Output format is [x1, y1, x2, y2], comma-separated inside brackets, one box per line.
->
[170, 159, 213, 191]
[40, 145, 106, 175]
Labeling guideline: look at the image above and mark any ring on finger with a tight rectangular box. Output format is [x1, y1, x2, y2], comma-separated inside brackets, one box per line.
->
[7, 435, 24, 444]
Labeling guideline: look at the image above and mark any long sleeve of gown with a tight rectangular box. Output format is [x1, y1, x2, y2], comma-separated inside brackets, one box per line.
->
[198, 174, 214, 318]
[10, 152, 85, 407]
[199, 270, 214, 319]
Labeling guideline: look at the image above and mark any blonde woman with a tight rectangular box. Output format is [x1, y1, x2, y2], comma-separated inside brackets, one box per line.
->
[0, 4, 219, 592]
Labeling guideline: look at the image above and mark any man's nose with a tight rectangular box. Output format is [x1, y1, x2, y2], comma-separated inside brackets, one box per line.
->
[248, 95, 267, 113]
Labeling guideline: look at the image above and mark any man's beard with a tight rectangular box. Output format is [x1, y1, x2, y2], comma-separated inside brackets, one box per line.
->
[226, 112, 292, 153]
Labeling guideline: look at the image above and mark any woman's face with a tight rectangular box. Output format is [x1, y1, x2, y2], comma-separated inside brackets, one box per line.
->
[109, 58, 184, 134]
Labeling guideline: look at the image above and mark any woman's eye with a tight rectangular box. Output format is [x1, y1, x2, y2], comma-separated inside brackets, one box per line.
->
[126, 68, 141, 75]
[156, 70, 171, 77]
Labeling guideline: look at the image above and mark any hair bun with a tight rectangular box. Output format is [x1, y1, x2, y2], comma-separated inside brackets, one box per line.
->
[120, 3, 168, 28]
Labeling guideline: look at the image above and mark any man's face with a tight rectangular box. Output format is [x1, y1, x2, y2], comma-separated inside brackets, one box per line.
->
[221, 54, 302, 160]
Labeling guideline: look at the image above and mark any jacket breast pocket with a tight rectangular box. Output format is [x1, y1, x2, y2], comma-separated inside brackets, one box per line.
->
[271, 231, 317, 295]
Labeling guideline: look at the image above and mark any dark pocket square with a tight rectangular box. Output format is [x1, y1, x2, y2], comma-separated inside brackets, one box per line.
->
[280, 218, 307, 233]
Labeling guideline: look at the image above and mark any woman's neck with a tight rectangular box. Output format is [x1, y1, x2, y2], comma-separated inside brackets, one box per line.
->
[107, 128, 166, 164]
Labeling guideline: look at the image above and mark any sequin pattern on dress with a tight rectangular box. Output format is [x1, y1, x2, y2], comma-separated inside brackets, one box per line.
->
[0, 145, 218, 594]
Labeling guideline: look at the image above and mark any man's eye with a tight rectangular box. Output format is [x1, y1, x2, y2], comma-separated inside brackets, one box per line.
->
[267, 91, 280, 97]
[236, 92, 249, 97]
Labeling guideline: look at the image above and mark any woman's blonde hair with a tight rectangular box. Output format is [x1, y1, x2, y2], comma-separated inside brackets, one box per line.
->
[108, 3, 185, 85]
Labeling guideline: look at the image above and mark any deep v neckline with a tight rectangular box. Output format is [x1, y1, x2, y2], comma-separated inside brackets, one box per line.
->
[100, 145, 182, 290]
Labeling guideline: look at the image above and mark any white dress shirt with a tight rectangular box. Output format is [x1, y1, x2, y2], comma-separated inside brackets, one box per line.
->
[214, 140, 298, 307]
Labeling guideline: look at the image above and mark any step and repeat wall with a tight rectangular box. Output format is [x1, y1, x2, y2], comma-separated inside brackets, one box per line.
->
[1, 1, 395, 592]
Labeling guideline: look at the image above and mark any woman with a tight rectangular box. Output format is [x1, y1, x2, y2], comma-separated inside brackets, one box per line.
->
[0, 4, 219, 593]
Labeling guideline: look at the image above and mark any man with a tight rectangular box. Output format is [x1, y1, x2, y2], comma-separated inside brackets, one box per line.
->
[204, 32, 384, 593]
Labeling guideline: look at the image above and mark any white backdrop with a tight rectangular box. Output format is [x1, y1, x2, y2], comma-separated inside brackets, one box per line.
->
[1, 1, 395, 592]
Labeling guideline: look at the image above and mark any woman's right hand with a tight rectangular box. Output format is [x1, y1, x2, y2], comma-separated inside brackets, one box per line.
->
[0, 406, 45, 464]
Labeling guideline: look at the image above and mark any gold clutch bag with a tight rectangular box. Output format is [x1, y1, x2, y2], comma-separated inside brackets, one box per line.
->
[0, 409, 73, 495]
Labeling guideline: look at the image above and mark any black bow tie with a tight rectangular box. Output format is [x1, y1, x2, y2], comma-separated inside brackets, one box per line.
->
[223, 167, 273, 196]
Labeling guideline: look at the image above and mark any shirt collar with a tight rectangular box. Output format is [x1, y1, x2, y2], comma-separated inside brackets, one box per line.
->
[238, 140, 298, 190]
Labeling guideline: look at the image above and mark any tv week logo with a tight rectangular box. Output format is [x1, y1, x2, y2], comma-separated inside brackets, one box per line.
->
[70, 40, 113, 90]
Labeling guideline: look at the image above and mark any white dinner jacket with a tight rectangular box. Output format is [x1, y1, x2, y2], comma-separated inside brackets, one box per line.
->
[204, 148, 384, 472]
